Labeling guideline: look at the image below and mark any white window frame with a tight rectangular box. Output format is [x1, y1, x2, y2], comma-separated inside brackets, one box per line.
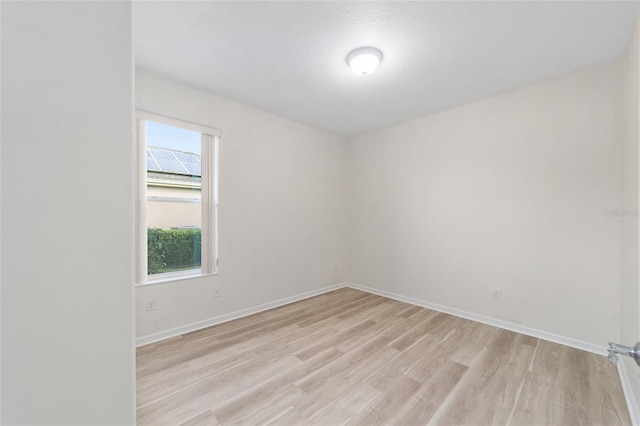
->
[135, 110, 220, 285]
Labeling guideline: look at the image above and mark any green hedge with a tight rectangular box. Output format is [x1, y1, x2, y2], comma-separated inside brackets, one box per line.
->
[148, 228, 201, 274]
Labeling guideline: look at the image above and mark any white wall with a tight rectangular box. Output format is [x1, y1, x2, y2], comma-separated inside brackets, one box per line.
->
[135, 70, 348, 339]
[620, 13, 640, 422]
[1, 2, 135, 424]
[348, 61, 623, 348]
[1, 2, 3, 421]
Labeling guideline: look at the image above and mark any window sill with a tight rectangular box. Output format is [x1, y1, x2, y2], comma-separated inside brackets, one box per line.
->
[136, 269, 218, 287]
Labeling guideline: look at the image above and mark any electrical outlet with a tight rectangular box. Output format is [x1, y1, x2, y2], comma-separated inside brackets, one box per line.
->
[492, 289, 501, 301]
[146, 299, 157, 311]
[213, 287, 223, 298]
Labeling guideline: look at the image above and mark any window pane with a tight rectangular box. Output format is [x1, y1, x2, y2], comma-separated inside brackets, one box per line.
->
[145, 121, 202, 276]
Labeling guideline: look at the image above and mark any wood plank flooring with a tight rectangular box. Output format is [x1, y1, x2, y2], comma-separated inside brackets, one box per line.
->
[137, 288, 630, 425]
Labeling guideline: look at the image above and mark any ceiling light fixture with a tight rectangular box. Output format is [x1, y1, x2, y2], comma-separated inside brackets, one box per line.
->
[346, 46, 383, 76]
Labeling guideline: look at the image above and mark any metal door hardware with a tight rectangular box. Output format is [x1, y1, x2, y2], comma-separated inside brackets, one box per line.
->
[607, 341, 640, 366]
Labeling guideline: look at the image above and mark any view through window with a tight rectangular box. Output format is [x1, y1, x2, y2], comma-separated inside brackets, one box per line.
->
[136, 112, 219, 284]
[146, 121, 202, 275]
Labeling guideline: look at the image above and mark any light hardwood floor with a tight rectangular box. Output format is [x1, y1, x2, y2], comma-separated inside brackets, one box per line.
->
[137, 288, 630, 425]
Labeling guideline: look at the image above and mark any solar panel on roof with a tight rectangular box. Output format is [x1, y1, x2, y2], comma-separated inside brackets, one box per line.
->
[146, 146, 201, 177]
[152, 149, 178, 161]
[183, 163, 201, 176]
[156, 159, 189, 175]
[147, 157, 159, 171]
[173, 151, 199, 164]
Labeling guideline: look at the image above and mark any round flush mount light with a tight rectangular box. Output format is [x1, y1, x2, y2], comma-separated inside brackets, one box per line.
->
[346, 46, 383, 76]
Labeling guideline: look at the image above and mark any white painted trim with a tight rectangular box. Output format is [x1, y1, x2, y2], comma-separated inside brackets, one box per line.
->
[618, 359, 640, 426]
[345, 282, 606, 356]
[136, 283, 345, 347]
[135, 118, 148, 284]
[136, 109, 221, 137]
[200, 133, 215, 275]
[139, 281, 610, 355]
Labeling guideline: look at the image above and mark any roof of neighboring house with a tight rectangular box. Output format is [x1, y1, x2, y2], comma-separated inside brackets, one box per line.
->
[147, 146, 200, 177]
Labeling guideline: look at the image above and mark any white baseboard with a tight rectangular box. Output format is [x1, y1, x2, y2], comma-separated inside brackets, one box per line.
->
[136, 282, 346, 347]
[139, 280, 607, 355]
[618, 358, 640, 426]
[345, 282, 605, 356]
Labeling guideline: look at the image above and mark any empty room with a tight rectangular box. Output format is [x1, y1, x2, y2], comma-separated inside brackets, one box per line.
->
[3, 0, 640, 425]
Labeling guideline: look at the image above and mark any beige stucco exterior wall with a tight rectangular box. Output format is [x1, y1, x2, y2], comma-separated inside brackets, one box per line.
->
[147, 182, 201, 229]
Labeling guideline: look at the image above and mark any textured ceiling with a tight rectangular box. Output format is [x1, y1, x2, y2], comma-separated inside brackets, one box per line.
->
[134, 1, 639, 137]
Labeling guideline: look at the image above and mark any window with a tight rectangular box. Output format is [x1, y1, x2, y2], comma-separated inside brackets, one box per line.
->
[135, 111, 219, 284]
